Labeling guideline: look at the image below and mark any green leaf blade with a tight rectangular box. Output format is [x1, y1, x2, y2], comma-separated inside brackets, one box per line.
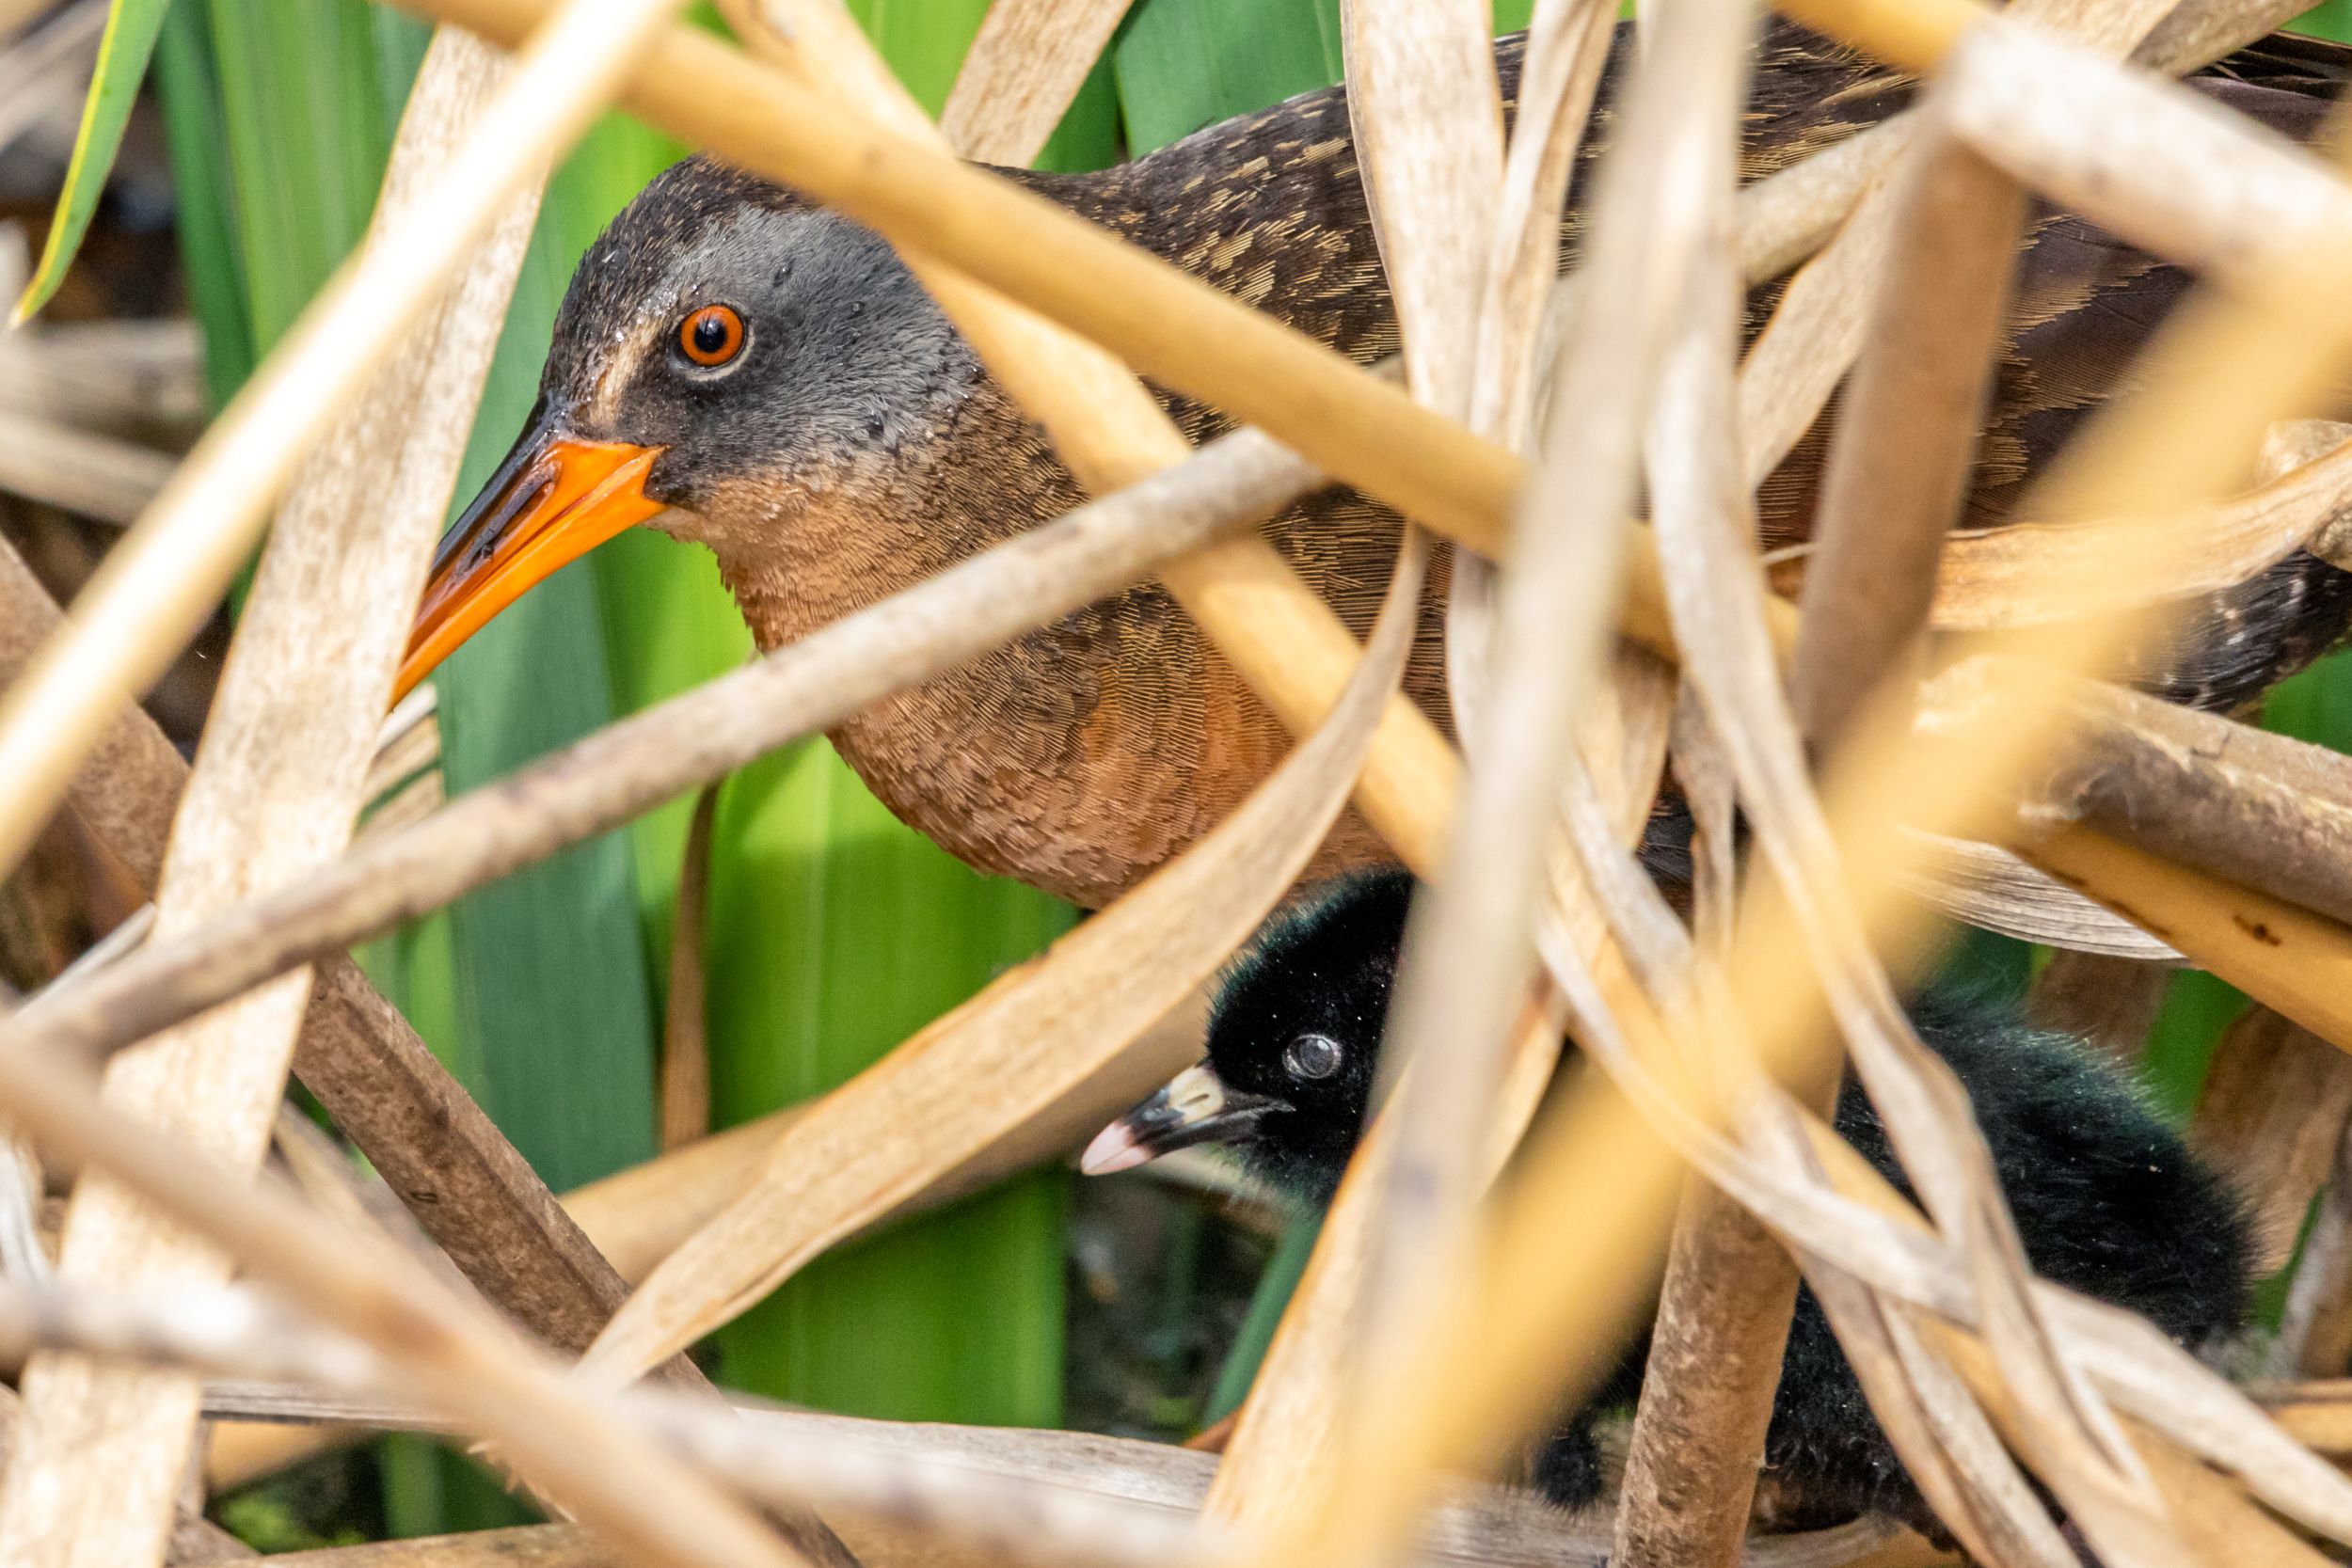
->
[15, 0, 177, 322]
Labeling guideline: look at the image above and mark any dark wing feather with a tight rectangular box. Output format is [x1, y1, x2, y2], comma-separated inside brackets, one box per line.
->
[1041, 19, 2352, 716]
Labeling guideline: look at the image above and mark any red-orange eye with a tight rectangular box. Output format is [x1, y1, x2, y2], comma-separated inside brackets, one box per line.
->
[679, 304, 745, 367]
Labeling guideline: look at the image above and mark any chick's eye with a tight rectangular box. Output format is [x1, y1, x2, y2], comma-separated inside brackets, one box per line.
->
[679, 304, 746, 367]
[1283, 1032, 1343, 1083]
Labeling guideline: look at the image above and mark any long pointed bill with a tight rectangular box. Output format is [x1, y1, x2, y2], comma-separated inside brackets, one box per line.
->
[396, 417, 666, 700]
[1080, 1063, 1287, 1176]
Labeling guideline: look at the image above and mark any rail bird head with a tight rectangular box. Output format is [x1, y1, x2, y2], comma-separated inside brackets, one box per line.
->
[399, 156, 977, 695]
[1082, 870, 1416, 1204]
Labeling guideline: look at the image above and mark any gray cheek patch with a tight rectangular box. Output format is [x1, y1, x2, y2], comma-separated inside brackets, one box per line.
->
[548, 196, 982, 484]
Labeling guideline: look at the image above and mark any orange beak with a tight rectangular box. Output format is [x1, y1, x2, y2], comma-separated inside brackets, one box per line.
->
[396, 418, 667, 701]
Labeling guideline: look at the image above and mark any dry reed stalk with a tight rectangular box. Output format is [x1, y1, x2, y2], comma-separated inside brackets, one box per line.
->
[1206, 0, 1710, 1542]
[0, 1386, 251, 1565]
[0, 33, 544, 1567]
[2134, 0, 2318, 68]
[658, 784, 719, 1151]
[1411, 8, 1760, 1568]
[1338, 0, 1501, 418]
[0, 0, 695, 883]
[937, 0, 1134, 166]
[1899, 835, 2181, 959]
[1617, 0, 2352, 1526]
[268, 1109, 454, 1283]
[1, 534, 721, 1500]
[1946, 28, 2352, 294]
[1736, 0, 2179, 577]
[193, 1375, 1944, 1568]
[559, 1107, 795, 1281]
[1624, 69, 2083, 1568]
[1763, 146, 2152, 1535]
[0, 1041, 819, 1568]
[0, 408, 173, 524]
[2190, 1007, 2352, 1273]
[1448, 0, 1613, 742]
[0, 543, 182, 896]
[1613, 1178, 1798, 1568]
[9, 1272, 1935, 1568]
[1734, 120, 1912, 285]
[2258, 1383, 2352, 1452]
[1988, 671, 2352, 926]
[1775, 0, 1977, 71]
[1731, 0, 2183, 502]
[1363, 0, 1701, 1323]
[0, 317, 204, 437]
[1790, 127, 2022, 747]
[0, 1279, 1217, 1568]
[2279, 1122, 2352, 1378]
[0, 1, 101, 154]
[1603, 707, 1830, 1568]
[1650, 49, 2183, 1563]
[2023, 823, 2352, 1043]
[1310, 0, 1510, 1525]
[45, 12, 2352, 1560]
[1237, 216, 2352, 1568]
[0, 0, 92, 62]
[1719, 0, 2309, 355]
[1735, 185, 1899, 490]
[297, 960, 713, 1374]
[210, 1101, 809, 1489]
[55, 8, 2352, 1542]
[249, 1532, 614, 1568]
[2127, 1432, 2332, 1568]
[1206, 659, 1666, 1534]
[2, 1271, 1516, 1568]
[1562, 910, 2352, 1547]
[1470, 0, 1613, 452]
[1918, 436, 2352, 628]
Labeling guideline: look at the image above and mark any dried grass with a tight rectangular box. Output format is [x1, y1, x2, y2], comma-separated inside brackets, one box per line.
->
[10, 0, 2352, 1564]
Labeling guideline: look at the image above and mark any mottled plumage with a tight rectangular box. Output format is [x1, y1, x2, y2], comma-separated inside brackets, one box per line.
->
[439, 22, 2352, 910]
[1095, 870, 2254, 1534]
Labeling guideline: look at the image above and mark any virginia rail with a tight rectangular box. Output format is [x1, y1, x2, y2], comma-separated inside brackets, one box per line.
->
[1082, 869, 2254, 1533]
[399, 21, 2352, 910]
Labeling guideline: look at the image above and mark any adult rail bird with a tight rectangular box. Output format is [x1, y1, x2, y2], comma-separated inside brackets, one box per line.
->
[399, 21, 2352, 910]
[1081, 869, 2255, 1536]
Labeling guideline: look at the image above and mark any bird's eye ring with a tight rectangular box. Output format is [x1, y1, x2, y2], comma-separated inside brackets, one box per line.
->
[679, 304, 747, 368]
[1282, 1032, 1343, 1082]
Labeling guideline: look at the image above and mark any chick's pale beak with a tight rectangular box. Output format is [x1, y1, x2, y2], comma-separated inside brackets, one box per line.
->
[1080, 1063, 1287, 1176]
[395, 418, 666, 701]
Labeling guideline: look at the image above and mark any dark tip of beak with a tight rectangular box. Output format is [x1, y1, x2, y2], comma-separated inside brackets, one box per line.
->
[1081, 1063, 1287, 1176]
[393, 403, 666, 703]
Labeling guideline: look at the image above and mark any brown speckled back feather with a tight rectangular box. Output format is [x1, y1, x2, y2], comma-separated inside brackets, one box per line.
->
[798, 22, 2352, 907]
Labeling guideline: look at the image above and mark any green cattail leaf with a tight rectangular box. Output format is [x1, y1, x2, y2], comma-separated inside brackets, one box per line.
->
[13, 0, 174, 322]
[1207, 1213, 1322, 1424]
[202, 0, 395, 349]
[703, 740, 1075, 1422]
[2295, 0, 2352, 40]
[149, 0, 251, 403]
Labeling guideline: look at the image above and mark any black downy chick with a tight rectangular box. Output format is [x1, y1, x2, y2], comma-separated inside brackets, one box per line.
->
[1081, 870, 2255, 1533]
